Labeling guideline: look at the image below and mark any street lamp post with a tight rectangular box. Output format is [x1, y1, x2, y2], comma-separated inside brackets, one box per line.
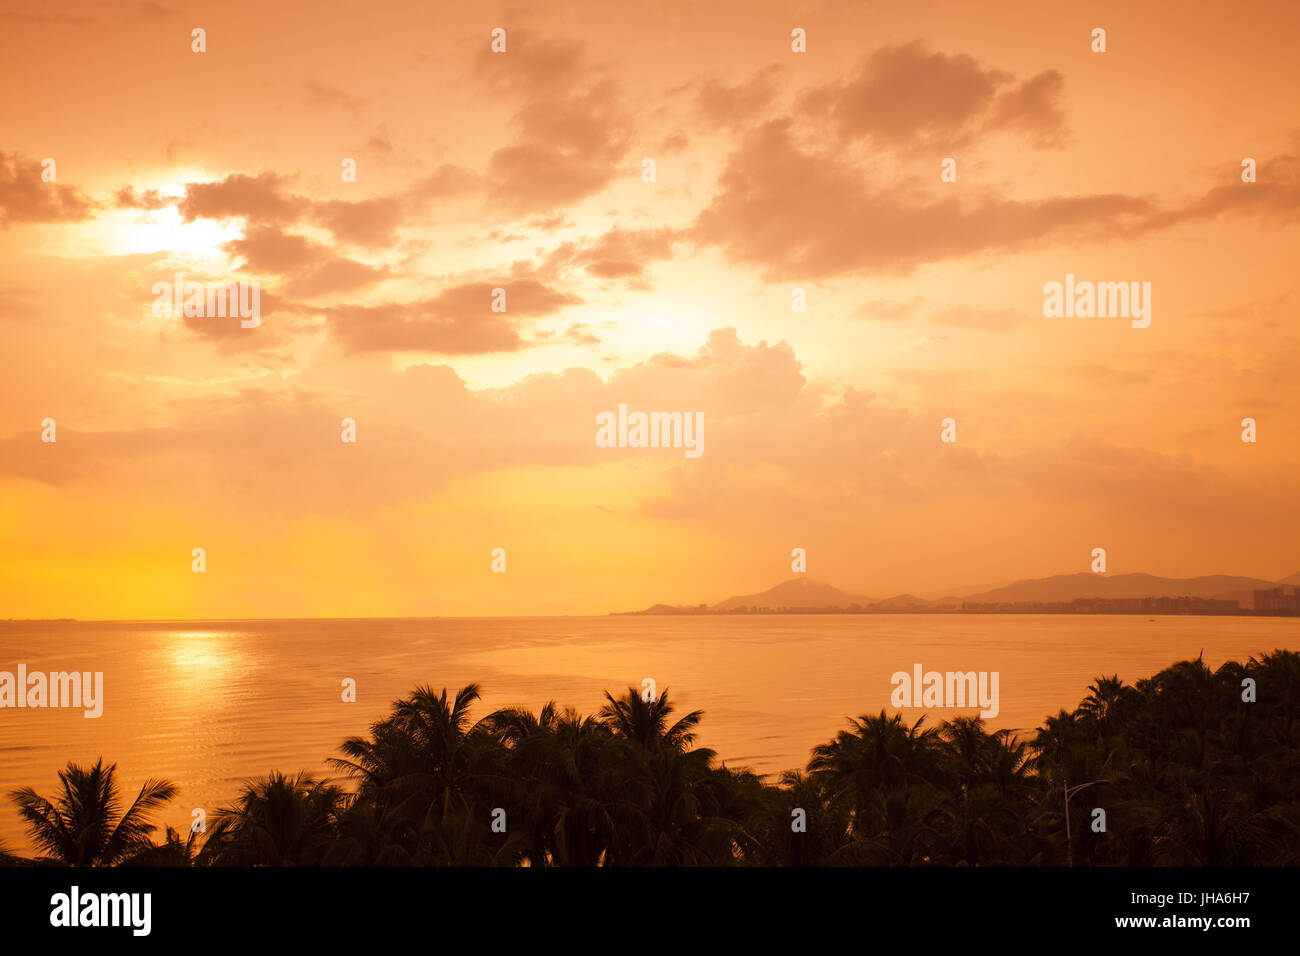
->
[1064, 779, 1110, 867]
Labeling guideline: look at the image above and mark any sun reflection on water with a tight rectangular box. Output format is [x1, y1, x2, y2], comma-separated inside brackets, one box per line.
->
[161, 630, 246, 700]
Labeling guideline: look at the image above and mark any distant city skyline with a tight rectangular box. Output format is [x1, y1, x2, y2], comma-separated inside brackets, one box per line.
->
[621, 570, 1300, 616]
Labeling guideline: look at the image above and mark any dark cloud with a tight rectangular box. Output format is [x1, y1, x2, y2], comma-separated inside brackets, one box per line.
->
[800, 42, 1020, 147]
[691, 120, 1153, 280]
[989, 70, 1069, 146]
[0, 151, 97, 226]
[572, 226, 676, 278]
[489, 79, 633, 214]
[179, 171, 308, 225]
[323, 279, 580, 354]
[223, 226, 389, 298]
[174, 165, 479, 249]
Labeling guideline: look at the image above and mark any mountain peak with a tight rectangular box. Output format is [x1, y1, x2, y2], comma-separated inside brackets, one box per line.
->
[712, 578, 874, 611]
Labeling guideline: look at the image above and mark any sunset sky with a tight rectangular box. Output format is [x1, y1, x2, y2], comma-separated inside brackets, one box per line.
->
[1, 0, 1298, 619]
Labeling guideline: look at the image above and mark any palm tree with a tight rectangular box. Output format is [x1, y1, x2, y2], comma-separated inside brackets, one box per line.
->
[487, 702, 632, 866]
[331, 683, 498, 802]
[927, 718, 1037, 864]
[328, 682, 512, 863]
[597, 687, 743, 865]
[9, 759, 176, 866]
[1078, 675, 1135, 739]
[809, 710, 942, 826]
[759, 771, 850, 866]
[598, 686, 705, 752]
[8, 649, 1297, 868]
[325, 800, 415, 866]
[199, 771, 345, 866]
[122, 825, 201, 866]
[939, 715, 989, 785]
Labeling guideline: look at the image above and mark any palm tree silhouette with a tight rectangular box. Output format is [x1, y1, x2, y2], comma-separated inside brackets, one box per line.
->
[329, 682, 523, 865]
[9, 758, 175, 866]
[199, 770, 345, 866]
[6, 649, 1299, 867]
[487, 702, 631, 865]
[598, 686, 705, 751]
[597, 686, 741, 864]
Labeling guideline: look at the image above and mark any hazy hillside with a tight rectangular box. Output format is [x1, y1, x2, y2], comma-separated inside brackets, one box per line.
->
[871, 593, 934, 609]
[962, 572, 1278, 603]
[712, 578, 875, 611]
[623, 570, 1296, 614]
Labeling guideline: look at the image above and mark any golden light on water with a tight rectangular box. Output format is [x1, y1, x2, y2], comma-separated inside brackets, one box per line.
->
[162, 630, 243, 697]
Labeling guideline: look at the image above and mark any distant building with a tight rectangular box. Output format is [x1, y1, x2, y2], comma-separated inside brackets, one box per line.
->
[960, 596, 1239, 614]
[1254, 587, 1300, 613]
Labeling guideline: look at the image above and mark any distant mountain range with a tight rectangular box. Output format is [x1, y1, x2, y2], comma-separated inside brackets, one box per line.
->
[962, 572, 1285, 606]
[618, 571, 1300, 614]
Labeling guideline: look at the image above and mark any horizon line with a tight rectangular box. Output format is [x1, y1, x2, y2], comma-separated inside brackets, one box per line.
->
[5, 569, 1297, 625]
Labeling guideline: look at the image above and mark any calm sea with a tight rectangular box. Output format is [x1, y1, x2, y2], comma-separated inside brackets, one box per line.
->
[0, 614, 1295, 851]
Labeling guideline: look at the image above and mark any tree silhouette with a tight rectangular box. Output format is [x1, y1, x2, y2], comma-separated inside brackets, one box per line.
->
[9, 759, 175, 866]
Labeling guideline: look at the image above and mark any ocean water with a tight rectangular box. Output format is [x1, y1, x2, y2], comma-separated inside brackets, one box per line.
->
[0, 614, 1294, 852]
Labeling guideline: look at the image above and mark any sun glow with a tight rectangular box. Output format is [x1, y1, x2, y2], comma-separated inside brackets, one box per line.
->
[57, 172, 245, 261]
[107, 204, 242, 259]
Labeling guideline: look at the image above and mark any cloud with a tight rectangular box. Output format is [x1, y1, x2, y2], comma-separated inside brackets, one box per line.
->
[1, 328, 1294, 548]
[0, 329, 810, 511]
[224, 225, 322, 273]
[530, 321, 604, 346]
[1144, 152, 1300, 229]
[114, 186, 173, 210]
[179, 171, 307, 225]
[800, 42, 1066, 148]
[988, 70, 1069, 146]
[224, 225, 389, 296]
[571, 226, 676, 278]
[174, 166, 479, 249]
[474, 30, 588, 99]
[283, 258, 389, 298]
[0, 151, 97, 226]
[475, 33, 635, 215]
[162, 280, 303, 356]
[323, 279, 580, 354]
[310, 192, 416, 249]
[488, 79, 633, 214]
[691, 120, 1153, 279]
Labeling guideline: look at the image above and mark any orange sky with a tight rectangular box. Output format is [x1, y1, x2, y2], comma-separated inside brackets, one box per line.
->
[1, 0, 1298, 618]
